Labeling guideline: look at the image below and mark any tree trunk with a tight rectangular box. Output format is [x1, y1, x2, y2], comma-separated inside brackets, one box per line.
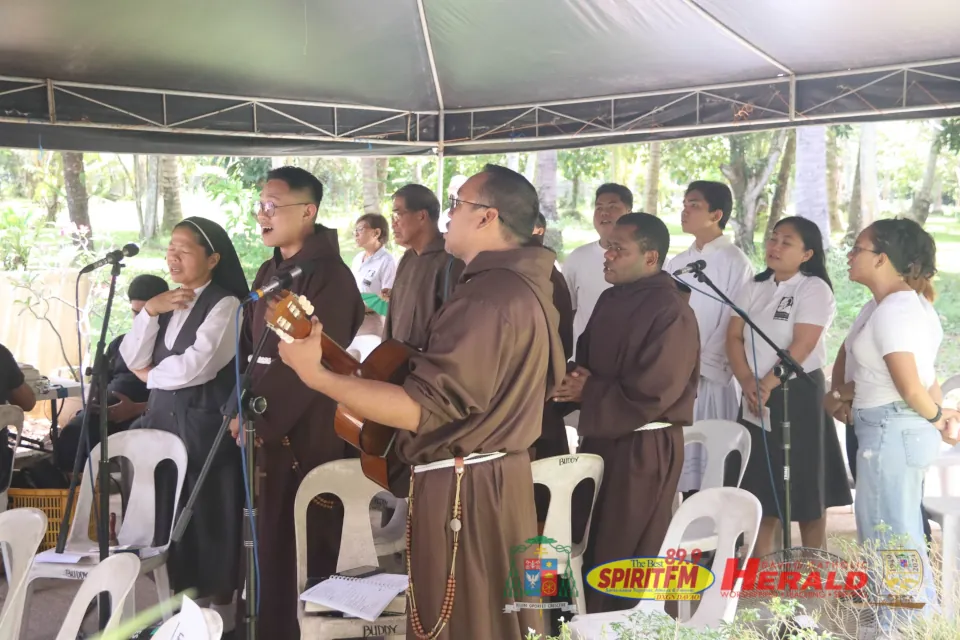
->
[62, 152, 91, 236]
[910, 132, 942, 225]
[844, 151, 862, 245]
[570, 175, 581, 213]
[523, 153, 537, 183]
[826, 127, 843, 233]
[142, 156, 160, 241]
[793, 125, 831, 248]
[376, 158, 388, 202]
[644, 141, 661, 215]
[535, 150, 561, 251]
[859, 123, 879, 230]
[160, 156, 183, 234]
[361, 158, 380, 214]
[766, 129, 796, 241]
[932, 177, 943, 214]
[723, 130, 788, 256]
[412, 158, 423, 184]
[506, 153, 521, 172]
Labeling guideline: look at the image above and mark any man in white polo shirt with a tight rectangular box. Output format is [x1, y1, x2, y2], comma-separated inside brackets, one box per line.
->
[563, 183, 633, 358]
[666, 181, 753, 493]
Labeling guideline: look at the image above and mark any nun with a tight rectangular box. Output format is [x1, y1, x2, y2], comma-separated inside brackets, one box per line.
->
[120, 216, 248, 626]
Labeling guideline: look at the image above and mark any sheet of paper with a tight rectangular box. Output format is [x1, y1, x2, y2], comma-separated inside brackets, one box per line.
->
[169, 595, 208, 640]
[300, 574, 408, 622]
[34, 549, 87, 564]
[741, 395, 771, 432]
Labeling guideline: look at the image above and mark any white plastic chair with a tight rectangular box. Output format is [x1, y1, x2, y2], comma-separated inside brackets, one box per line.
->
[922, 452, 960, 618]
[152, 607, 224, 639]
[369, 491, 407, 558]
[0, 507, 46, 639]
[531, 453, 604, 617]
[25, 429, 188, 625]
[568, 487, 761, 639]
[295, 459, 406, 639]
[346, 335, 383, 362]
[0, 405, 24, 513]
[55, 552, 141, 640]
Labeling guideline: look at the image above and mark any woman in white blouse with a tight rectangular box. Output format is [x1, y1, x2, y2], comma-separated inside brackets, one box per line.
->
[725, 216, 852, 558]
[120, 216, 248, 624]
[350, 213, 396, 338]
[843, 218, 959, 622]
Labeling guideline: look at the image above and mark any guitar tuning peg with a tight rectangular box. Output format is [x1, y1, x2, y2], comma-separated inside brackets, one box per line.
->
[272, 326, 294, 344]
[298, 295, 315, 316]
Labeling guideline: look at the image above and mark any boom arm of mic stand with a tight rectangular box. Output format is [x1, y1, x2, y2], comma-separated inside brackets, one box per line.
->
[689, 269, 812, 385]
[171, 327, 271, 544]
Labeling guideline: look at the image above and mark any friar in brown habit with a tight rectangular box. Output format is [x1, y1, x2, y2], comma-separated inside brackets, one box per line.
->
[279, 164, 566, 640]
[383, 183, 465, 349]
[554, 212, 700, 614]
[230, 167, 364, 640]
[530, 212, 575, 464]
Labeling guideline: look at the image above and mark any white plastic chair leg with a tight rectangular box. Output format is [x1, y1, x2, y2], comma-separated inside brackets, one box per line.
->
[154, 564, 173, 621]
[942, 514, 959, 619]
[123, 586, 137, 621]
[570, 553, 587, 617]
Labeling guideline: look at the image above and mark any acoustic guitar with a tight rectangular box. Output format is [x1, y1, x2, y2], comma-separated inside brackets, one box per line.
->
[265, 290, 415, 490]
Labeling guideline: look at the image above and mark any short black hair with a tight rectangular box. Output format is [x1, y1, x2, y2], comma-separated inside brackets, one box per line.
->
[356, 213, 390, 246]
[266, 166, 324, 204]
[479, 164, 540, 241]
[595, 183, 633, 210]
[686, 181, 733, 230]
[393, 183, 441, 221]
[535, 212, 547, 230]
[127, 274, 169, 302]
[616, 212, 670, 267]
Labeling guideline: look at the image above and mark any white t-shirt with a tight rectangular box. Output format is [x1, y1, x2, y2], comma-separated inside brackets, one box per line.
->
[733, 272, 836, 377]
[351, 247, 397, 295]
[843, 299, 877, 383]
[562, 240, 612, 357]
[666, 234, 754, 385]
[852, 291, 943, 409]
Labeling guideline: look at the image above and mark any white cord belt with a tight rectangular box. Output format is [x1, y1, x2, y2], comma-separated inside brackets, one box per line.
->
[413, 451, 507, 474]
[247, 356, 273, 365]
[634, 421, 673, 432]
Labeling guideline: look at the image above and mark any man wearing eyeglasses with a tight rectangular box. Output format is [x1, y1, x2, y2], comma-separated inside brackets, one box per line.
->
[231, 165, 364, 640]
[383, 183, 464, 350]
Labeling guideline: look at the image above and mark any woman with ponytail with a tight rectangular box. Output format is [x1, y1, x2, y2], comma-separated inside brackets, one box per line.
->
[839, 218, 958, 629]
[725, 216, 852, 557]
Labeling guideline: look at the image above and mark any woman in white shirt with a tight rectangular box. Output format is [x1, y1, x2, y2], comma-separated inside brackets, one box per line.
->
[120, 217, 248, 622]
[844, 218, 959, 620]
[350, 213, 396, 338]
[725, 216, 852, 558]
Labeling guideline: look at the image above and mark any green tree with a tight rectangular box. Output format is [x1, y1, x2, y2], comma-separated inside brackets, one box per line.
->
[557, 148, 607, 214]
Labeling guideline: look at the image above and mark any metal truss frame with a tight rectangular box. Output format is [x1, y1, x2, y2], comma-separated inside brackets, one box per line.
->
[1, 57, 959, 155]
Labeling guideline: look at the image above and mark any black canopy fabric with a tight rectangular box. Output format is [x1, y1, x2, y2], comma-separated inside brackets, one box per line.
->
[1, 0, 959, 156]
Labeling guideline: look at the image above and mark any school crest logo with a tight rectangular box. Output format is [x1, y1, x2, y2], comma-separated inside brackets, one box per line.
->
[879, 549, 925, 608]
[774, 296, 794, 321]
[503, 535, 579, 614]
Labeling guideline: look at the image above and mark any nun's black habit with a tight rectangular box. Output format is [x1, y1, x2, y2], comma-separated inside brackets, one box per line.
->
[136, 216, 249, 599]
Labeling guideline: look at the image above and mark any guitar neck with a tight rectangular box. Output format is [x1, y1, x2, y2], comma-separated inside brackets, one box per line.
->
[319, 333, 361, 375]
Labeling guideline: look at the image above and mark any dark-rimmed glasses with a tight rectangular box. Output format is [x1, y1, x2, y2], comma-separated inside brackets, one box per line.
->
[848, 246, 880, 257]
[448, 196, 491, 211]
[255, 201, 313, 218]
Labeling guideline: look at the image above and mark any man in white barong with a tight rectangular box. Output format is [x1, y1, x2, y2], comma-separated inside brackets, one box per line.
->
[665, 181, 753, 494]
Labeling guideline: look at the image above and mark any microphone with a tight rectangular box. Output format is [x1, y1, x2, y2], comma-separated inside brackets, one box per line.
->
[79, 244, 140, 274]
[672, 259, 706, 276]
[244, 261, 315, 303]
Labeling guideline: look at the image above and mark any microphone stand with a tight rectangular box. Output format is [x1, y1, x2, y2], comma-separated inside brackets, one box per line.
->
[57, 260, 123, 631]
[170, 319, 270, 640]
[685, 265, 813, 551]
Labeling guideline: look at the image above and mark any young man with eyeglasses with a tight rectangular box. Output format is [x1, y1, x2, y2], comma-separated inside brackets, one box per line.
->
[383, 183, 464, 350]
[230, 166, 364, 640]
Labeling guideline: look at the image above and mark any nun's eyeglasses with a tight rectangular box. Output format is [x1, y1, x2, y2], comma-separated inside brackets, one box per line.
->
[255, 201, 313, 218]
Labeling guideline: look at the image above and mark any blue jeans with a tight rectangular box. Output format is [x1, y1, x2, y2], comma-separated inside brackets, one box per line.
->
[854, 402, 941, 626]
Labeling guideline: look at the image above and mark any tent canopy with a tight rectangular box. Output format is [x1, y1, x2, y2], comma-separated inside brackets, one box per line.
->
[1, 0, 959, 155]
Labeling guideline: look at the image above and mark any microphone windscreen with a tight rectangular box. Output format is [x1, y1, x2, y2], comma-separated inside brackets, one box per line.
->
[123, 243, 140, 258]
